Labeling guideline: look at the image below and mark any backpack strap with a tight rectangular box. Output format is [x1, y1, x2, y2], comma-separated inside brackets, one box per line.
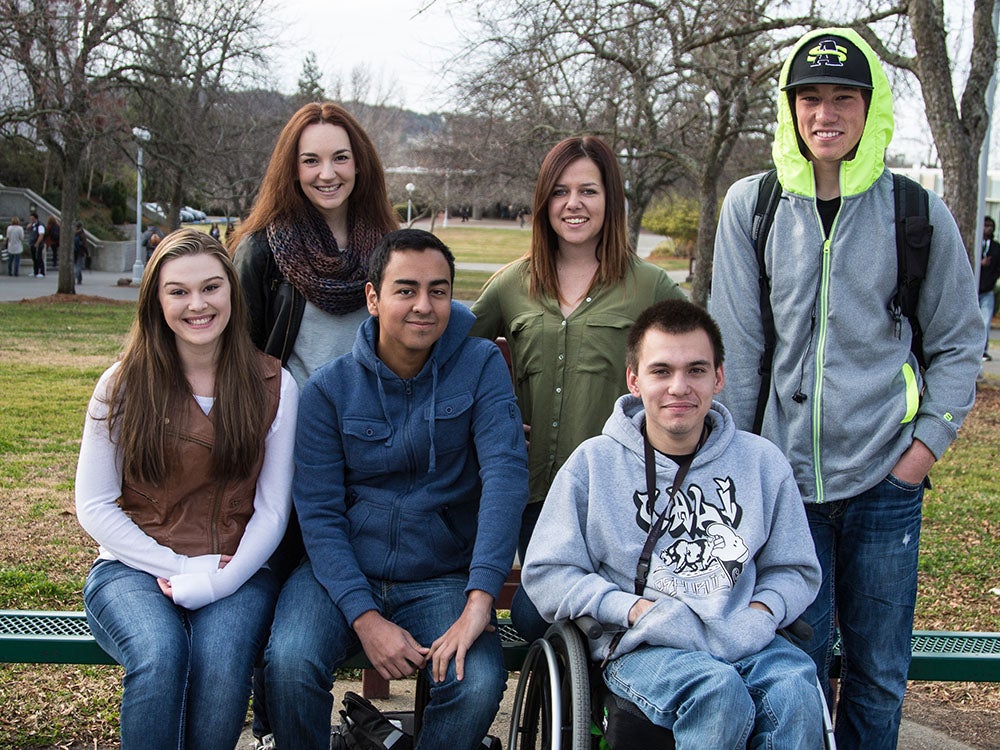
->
[749, 169, 782, 435]
[890, 173, 933, 370]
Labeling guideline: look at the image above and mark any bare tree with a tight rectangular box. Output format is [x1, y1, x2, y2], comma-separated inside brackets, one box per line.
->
[201, 88, 294, 221]
[132, 0, 272, 229]
[0, 0, 139, 293]
[458, 1, 996, 300]
[857, 0, 997, 258]
[459, 0, 780, 304]
[328, 64, 409, 167]
[676, 0, 997, 260]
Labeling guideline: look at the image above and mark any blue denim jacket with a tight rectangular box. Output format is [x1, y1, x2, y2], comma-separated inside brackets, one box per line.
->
[294, 302, 529, 625]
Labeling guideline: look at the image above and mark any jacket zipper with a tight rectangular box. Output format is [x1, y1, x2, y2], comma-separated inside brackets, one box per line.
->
[813, 236, 833, 504]
[280, 286, 301, 363]
[812, 188, 844, 505]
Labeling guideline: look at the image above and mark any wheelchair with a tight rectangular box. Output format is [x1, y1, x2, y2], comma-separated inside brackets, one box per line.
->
[508, 619, 836, 750]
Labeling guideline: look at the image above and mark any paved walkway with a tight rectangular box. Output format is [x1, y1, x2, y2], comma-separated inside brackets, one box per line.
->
[233, 674, 981, 750]
[2, 264, 997, 380]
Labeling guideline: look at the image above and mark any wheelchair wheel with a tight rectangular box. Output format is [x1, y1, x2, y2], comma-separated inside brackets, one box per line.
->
[509, 621, 592, 750]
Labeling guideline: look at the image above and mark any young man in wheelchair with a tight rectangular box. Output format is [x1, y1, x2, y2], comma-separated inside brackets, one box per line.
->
[522, 299, 823, 748]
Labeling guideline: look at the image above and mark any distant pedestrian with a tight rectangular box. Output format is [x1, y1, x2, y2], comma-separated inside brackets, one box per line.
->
[980, 216, 1000, 361]
[27, 213, 44, 277]
[6, 216, 25, 276]
[209, 222, 221, 241]
[73, 221, 87, 284]
[45, 216, 60, 268]
[142, 225, 164, 262]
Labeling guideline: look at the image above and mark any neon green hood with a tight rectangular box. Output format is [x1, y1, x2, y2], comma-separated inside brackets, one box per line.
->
[771, 28, 893, 198]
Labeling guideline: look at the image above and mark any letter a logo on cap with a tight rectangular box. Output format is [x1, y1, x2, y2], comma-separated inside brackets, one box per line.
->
[782, 34, 873, 91]
[806, 40, 848, 68]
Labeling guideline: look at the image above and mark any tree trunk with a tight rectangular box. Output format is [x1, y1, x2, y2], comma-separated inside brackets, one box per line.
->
[909, 0, 996, 261]
[692, 177, 718, 307]
[57, 157, 80, 295]
[627, 206, 645, 254]
[170, 171, 186, 231]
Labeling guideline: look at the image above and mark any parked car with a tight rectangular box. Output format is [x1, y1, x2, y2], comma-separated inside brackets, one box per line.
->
[143, 202, 166, 220]
[183, 206, 207, 222]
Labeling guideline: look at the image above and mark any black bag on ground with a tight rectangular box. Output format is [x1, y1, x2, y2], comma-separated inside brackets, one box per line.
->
[330, 691, 413, 750]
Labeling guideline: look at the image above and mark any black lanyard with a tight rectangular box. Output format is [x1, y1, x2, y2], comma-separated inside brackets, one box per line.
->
[633, 429, 700, 595]
[601, 420, 707, 668]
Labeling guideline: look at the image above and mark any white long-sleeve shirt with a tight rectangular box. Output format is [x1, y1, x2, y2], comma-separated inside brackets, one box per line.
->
[75, 362, 298, 609]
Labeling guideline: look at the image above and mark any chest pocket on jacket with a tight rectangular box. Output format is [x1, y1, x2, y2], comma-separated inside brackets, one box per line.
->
[576, 313, 633, 375]
[424, 393, 474, 455]
[342, 417, 393, 475]
[509, 311, 546, 383]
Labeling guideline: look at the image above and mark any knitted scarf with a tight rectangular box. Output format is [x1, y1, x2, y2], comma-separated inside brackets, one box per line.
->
[267, 207, 384, 316]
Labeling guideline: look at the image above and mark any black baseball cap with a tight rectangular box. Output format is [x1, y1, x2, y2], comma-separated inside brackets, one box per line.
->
[782, 35, 873, 91]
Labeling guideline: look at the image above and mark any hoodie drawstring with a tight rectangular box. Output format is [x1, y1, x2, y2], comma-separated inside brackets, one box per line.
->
[427, 364, 438, 473]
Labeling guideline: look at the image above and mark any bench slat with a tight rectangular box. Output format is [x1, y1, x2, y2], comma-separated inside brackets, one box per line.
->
[3, 610, 998, 684]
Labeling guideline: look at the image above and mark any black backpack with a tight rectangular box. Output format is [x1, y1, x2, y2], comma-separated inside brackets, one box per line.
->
[329, 690, 501, 750]
[748, 169, 933, 435]
[330, 691, 413, 750]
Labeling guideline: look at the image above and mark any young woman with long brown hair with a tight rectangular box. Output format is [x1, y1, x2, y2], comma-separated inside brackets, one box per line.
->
[231, 101, 397, 387]
[471, 135, 684, 638]
[76, 229, 297, 750]
[231, 101, 396, 748]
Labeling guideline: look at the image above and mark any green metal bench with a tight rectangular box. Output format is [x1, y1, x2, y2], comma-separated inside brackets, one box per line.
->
[0, 610, 114, 665]
[3, 609, 999, 685]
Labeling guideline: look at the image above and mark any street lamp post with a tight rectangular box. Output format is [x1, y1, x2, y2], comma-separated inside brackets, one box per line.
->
[619, 148, 631, 220]
[132, 127, 151, 285]
[443, 170, 450, 229]
[406, 182, 415, 226]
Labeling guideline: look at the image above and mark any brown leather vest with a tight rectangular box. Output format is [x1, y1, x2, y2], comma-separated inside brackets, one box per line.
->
[118, 352, 282, 556]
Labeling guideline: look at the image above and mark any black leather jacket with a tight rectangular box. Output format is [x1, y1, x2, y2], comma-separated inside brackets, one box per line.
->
[233, 231, 305, 365]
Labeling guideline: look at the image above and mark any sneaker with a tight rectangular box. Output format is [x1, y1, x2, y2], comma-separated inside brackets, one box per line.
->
[985, 353, 993, 362]
[254, 734, 276, 749]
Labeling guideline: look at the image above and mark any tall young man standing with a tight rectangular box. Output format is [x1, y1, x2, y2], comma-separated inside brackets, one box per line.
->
[711, 28, 982, 749]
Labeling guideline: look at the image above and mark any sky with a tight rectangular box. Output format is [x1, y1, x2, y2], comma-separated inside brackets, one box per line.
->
[270, 0, 469, 114]
[272, 1, 995, 170]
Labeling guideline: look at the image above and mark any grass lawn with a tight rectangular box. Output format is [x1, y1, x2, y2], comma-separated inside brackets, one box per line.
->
[1, 294, 997, 742]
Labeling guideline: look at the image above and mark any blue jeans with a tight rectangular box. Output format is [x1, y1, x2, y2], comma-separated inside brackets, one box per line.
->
[7, 253, 20, 276]
[83, 559, 278, 750]
[603, 636, 822, 749]
[797, 474, 924, 750]
[264, 561, 507, 750]
[510, 501, 550, 642]
[980, 290, 995, 355]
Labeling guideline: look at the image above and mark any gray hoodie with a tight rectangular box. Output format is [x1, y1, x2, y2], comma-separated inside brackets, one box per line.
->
[522, 395, 820, 663]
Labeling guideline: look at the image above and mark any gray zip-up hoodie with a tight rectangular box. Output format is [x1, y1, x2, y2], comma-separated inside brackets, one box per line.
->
[710, 28, 981, 504]
[522, 395, 820, 663]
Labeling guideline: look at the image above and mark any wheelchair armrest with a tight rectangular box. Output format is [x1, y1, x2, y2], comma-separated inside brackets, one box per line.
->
[779, 617, 814, 642]
[571, 616, 609, 641]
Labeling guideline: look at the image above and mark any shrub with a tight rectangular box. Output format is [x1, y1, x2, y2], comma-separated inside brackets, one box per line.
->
[642, 195, 700, 257]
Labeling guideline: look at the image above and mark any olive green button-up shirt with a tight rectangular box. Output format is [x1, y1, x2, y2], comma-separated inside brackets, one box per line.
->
[470, 258, 683, 504]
